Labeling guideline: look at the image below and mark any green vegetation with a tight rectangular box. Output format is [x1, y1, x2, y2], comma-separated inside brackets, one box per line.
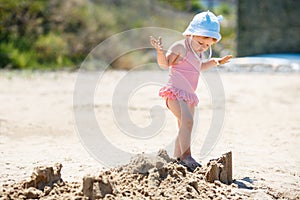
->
[0, 0, 236, 70]
[158, 0, 204, 12]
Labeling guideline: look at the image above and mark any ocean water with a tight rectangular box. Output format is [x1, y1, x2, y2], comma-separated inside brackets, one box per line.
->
[219, 54, 300, 73]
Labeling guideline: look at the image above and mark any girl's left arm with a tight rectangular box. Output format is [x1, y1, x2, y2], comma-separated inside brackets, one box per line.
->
[201, 55, 232, 71]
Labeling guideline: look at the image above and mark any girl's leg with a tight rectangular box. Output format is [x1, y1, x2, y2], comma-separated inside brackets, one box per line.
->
[174, 120, 181, 159]
[167, 99, 194, 159]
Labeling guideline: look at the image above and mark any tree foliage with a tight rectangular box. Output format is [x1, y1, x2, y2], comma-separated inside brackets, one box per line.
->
[0, 0, 235, 69]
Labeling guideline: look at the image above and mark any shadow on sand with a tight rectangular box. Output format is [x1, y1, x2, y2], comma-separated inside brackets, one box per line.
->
[233, 177, 255, 190]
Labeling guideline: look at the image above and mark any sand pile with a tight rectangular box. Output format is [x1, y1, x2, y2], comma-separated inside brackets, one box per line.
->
[0, 163, 82, 199]
[0, 150, 251, 200]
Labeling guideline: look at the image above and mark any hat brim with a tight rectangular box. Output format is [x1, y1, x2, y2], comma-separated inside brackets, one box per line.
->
[182, 29, 221, 42]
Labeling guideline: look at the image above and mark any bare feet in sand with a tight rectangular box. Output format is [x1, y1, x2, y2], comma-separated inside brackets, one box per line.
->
[178, 156, 201, 172]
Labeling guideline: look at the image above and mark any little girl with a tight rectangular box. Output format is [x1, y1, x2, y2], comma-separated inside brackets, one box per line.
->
[150, 11, 232, 171]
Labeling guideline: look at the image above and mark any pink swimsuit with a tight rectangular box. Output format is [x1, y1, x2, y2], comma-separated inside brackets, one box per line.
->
[159, 39, 201, 106]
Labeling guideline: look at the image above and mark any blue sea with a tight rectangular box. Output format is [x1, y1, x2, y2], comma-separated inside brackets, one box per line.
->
[219, 54, 300, 73]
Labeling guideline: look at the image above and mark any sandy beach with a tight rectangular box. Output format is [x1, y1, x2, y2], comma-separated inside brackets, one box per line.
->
[0, 70, 300, 199]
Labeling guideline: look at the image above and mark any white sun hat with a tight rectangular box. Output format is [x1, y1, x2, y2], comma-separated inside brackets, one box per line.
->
[183, 11, 223, 42]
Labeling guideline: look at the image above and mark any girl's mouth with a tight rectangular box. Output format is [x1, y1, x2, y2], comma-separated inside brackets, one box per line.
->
[196, 48, 204, 52]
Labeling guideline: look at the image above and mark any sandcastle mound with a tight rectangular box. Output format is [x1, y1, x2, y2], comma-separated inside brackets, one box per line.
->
[0, 150, 251, 199]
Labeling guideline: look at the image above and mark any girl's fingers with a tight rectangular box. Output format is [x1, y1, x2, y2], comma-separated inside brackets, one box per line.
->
[150, 36, 158, 47]
[217, 55, 232, 65]
[224, 55, 233, 61]
[150, 36, 155, 42]
[221, 55, 233, 63]
[150, 36, 162, 44]
[150, 36, 163, 50]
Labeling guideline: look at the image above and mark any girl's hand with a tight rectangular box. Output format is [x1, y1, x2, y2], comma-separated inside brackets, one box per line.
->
[203, 55, 233, 71]
[150, 36, 164, 52]
[217, 55, 233, 65]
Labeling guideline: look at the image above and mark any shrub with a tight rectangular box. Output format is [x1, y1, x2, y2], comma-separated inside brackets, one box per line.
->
[34, 33, 68, 65]
[0, 42, 37, 69]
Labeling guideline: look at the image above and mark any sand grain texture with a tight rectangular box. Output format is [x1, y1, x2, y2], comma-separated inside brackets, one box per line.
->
[1, 150, 245, 199]
[0, 71, 300, 199]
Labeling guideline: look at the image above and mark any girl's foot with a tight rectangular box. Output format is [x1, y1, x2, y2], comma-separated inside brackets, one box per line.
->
[178, 156, 202, 172]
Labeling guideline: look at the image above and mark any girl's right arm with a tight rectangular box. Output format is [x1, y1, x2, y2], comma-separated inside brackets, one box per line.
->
[156, 49, 169, 69]
[150, 36, 184, 69]
[150, 36, 169, 69]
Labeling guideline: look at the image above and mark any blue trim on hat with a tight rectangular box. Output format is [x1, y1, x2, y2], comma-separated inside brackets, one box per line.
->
[182, 11, 222, 42]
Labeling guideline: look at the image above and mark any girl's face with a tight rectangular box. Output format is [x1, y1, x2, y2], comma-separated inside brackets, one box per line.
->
[190, 36, 216, 52]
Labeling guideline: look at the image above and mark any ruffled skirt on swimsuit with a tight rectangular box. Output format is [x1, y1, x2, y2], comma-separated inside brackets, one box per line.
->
[159, 86, 199, 106]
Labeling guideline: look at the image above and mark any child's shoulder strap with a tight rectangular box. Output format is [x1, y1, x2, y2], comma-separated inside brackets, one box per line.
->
[166, 39, 187, 58]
